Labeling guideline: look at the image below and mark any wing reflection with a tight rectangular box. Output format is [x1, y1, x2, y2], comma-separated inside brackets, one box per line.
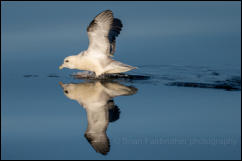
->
[59, 80, 137, 155]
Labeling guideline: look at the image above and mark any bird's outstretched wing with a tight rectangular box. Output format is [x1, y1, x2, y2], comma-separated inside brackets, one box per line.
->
[87, 10, 123, 56]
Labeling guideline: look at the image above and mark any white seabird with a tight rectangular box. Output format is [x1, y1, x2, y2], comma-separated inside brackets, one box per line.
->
[59, 10, 136, 77]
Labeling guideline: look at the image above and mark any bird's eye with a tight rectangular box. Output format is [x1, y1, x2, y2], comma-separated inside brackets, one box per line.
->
[65, 60, 69, 63]
[64, 90, 69, 94]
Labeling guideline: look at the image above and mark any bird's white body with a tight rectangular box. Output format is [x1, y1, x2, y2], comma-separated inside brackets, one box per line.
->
[59, 10, 136, 77]
[66, 51, 135, 76]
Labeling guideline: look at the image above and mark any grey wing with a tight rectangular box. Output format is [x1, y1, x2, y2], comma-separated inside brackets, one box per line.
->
[87, 10, 123, 56]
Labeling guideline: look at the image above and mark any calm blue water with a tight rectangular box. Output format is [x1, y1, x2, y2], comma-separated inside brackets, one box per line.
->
[1, 1, 241, 160]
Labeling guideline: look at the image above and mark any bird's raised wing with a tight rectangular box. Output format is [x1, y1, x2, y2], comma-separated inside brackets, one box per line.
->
[87, 10, 123, 56]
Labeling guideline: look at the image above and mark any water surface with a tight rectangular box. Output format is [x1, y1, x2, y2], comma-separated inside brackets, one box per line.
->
[1, 1, 241, 160]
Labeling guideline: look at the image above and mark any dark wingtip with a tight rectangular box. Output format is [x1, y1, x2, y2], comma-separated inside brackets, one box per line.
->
[108, 100, 121, 123]
[97, 9, 113, 17]
[84, 133, 110, 155]
[103, 9, 112, 13]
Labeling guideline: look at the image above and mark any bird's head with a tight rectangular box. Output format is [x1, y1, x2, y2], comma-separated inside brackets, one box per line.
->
[59, 55, 78, 70]
[59, 82, 78, 101]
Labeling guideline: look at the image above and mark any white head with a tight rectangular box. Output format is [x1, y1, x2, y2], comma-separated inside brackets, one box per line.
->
[59, 55, 80, 70]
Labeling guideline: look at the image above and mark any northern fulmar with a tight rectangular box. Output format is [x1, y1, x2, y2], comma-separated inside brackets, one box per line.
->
[59, 10, 136, 77]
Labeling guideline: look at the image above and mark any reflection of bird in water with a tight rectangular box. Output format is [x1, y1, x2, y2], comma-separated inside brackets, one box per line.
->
[59, 10, 136, 77]
[59, 81, 137, 155]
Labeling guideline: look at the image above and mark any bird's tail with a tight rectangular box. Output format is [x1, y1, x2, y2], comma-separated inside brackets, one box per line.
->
[105, 61, 137, 74]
